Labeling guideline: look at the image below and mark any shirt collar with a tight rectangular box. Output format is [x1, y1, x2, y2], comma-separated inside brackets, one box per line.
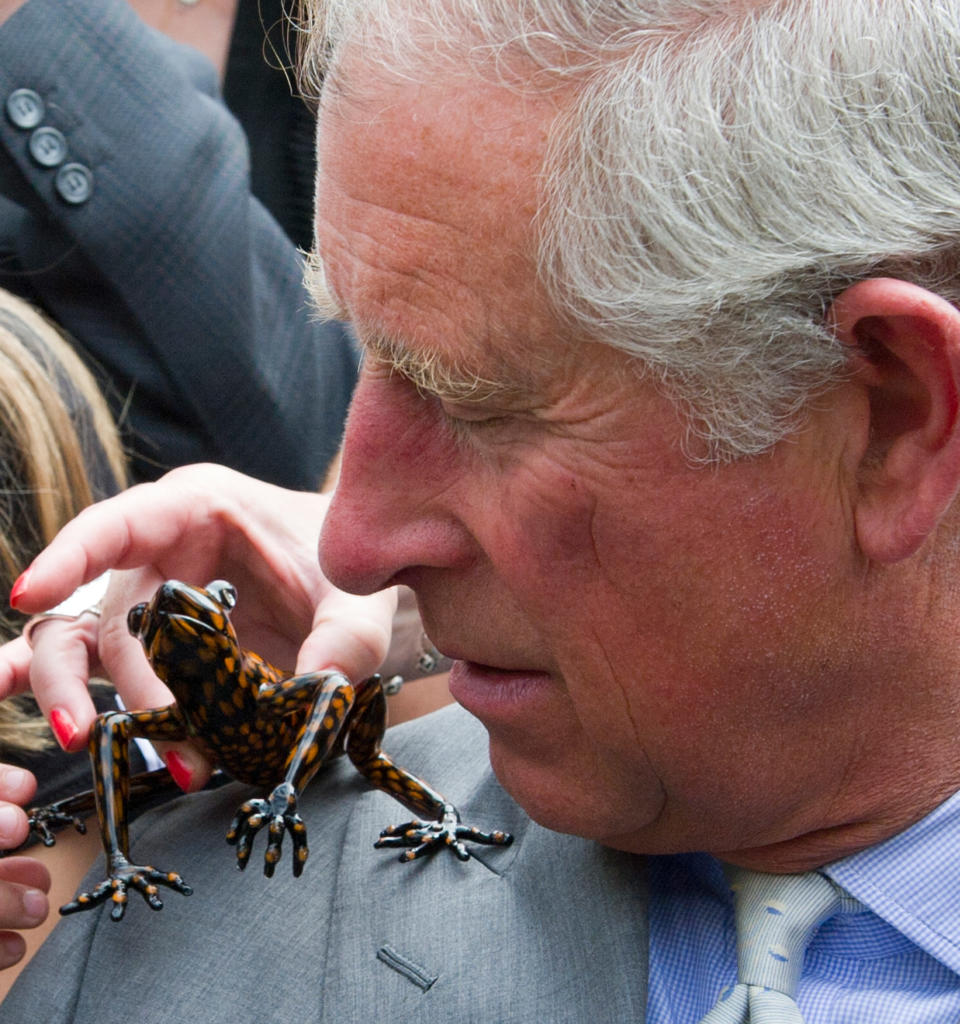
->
[825, 788, 960, 975]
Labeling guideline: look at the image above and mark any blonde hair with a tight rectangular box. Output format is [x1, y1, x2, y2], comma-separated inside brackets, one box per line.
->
[0, 289, 126, 750]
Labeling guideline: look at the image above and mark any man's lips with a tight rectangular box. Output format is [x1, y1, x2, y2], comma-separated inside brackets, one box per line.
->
[447, 659, 554, 719]
[425, 637, 541, 675]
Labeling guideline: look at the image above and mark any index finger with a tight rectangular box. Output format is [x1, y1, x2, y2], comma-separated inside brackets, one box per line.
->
[9, 478, 196, 615]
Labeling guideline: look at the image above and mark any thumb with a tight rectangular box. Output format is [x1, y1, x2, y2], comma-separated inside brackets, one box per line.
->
[295, 586, 398, 679]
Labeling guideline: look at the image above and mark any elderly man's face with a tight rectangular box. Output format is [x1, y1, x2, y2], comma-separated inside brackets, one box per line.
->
[317, 63, 865, 863]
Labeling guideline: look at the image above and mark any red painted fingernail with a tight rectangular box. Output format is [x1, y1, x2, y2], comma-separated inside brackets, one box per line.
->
[49, 707, 78, 750]
[164, 751, 193, 792]
[9, 567, 32, 609]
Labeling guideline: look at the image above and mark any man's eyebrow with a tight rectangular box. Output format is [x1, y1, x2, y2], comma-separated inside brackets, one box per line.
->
[304, 251, 534, 403]
[303, 249, 349, 322]
[363, 332, 526, 404]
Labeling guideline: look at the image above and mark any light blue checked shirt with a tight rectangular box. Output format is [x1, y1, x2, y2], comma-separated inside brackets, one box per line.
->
[647, 788, 960, 1022]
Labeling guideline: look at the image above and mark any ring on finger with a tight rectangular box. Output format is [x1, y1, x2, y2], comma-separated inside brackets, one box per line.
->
[22, 571, 112, 647]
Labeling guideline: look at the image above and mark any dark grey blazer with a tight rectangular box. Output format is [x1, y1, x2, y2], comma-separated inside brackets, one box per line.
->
[2, 705, 649, 1022]
[0, 0, 356, 488]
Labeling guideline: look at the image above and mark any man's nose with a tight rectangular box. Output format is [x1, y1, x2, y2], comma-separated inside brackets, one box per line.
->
[319, 372, 473, 596]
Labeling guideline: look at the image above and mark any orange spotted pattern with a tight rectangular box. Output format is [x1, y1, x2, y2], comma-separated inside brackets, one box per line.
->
[31, 579, 512, 921]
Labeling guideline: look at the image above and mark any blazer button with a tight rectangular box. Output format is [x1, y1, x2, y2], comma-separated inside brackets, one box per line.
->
[29, 126, 67, 167]
[6, 88, 44, 129]
[55, 162, 94, 204]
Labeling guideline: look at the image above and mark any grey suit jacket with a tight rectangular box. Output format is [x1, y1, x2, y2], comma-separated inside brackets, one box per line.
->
[2, 705, 649, 1022]
[0, 0, 356, 488]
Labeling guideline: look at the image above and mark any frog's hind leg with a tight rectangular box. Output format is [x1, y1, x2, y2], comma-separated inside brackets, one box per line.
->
[63, 706, 194, 921]
[226, 670, 355, 878]
[347, 682, 513, 863]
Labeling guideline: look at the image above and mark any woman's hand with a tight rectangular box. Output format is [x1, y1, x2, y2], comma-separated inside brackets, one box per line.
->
[0, 464, 397, 788]
[0, 764, 50, 969]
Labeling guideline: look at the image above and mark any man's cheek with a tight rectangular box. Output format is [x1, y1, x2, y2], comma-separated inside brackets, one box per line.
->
[491, 469, 606, 591]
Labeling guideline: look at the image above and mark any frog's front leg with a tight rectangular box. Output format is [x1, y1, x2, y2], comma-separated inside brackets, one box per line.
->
[226, 671, 354, 878]
[25, 790, 93, 847]
[23, 765, 184, 850]
[347, 682, 514, 862]
[64, 707, 193, 921]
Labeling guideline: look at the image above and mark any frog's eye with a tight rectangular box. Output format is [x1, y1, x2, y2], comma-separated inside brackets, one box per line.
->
[206, 580, 237, 611]
[127, 603, 147, 637]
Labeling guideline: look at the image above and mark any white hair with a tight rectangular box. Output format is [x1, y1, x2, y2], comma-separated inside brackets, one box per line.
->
[300, 0, 960, 460]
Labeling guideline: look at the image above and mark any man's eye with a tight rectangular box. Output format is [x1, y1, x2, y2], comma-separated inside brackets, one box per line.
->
[439, 400, 505, 426]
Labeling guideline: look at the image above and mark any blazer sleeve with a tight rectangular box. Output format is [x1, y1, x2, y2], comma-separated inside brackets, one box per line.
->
[0, 0, 356, 488]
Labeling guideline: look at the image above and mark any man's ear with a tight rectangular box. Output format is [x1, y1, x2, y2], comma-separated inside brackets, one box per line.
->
[828, 277, 960, 563]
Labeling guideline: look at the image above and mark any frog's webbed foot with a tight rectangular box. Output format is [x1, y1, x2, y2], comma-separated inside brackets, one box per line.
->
[26, 803, 88, 848]
[225, 782, 308, 878]
[375, 803, 514, 863]
[61, 857, 192, 922]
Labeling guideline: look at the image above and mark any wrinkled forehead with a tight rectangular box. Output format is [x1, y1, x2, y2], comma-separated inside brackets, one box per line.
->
[315, 47, 562, 286]
[311, 46, 583, 395]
